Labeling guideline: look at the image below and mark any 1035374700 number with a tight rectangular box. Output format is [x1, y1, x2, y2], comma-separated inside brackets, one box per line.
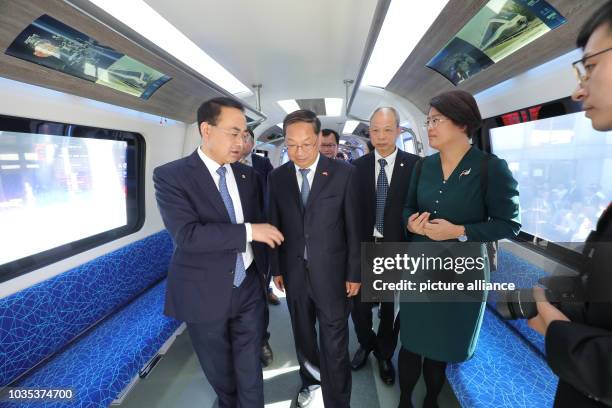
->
[1, 388, 74, 401]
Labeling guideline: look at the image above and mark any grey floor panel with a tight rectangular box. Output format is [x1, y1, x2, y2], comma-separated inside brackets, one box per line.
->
[120, 295, 460, 407]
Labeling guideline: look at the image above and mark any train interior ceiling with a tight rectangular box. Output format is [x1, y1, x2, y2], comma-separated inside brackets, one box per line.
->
[0, 0, 609, 408]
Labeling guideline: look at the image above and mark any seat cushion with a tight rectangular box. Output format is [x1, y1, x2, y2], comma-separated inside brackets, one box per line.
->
[0, 231, 173, 386]
[5, 280, 180, 408]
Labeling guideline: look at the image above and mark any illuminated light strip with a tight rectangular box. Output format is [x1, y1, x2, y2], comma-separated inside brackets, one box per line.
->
[86, 0, 252, 96]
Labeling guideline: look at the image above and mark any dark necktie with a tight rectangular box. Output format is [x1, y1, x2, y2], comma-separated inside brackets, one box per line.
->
[299, 168, 311, 259]
[216, 166, 246, 287]
[375, 158, 389, 235]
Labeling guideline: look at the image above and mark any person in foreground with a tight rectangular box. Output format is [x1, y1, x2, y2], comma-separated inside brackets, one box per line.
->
[399, 90, 521, 408]
[153, 97, 283, 408]
[528, 2, 612, 407]
[268, 109, 360, 408]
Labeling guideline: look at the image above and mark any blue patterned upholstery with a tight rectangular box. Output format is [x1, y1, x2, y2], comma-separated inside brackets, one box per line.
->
[4, 280, 179, 408]
[447, 308, 557, 408]
[0, 230, 180, 407]
[447, 249, 557, 407]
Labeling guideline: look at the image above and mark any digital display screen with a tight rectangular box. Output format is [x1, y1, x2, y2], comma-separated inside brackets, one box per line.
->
[427, 0, 566, 85]
[0, 132, 129, 266]
[5, 14, 171, 100]
[490, 111, 612, 244]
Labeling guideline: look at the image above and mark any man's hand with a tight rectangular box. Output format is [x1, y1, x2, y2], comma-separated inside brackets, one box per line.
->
[527, 287, 570, 335]
[423, 219, 462, 241]
[407, 212, 430, 235]
[346, 281, 361, 297]
[252, 223, 284, 248]
[273, 275, 285, 292]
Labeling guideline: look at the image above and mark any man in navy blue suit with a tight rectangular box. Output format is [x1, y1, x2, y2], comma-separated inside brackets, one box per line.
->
[268, 109, 360, 408]
[153, 97, 284, 408]
[239, 129, 277, 368]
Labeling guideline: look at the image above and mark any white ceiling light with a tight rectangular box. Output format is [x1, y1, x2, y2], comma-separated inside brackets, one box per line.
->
[277, 99, 300, 114]
[86, 0, 252, 97]
[324, 98, 343, 116]
[342, 120, 360, 134]
[362, 0, 449, 88]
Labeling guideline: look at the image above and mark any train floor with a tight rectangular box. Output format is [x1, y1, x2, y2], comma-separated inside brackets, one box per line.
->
[120, 290, 461, 408]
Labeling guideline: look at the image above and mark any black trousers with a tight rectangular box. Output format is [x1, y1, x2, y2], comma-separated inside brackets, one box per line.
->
[285, 262, 352, 408]
[187, 267, 265, 408]
[351, 295, 400, 360]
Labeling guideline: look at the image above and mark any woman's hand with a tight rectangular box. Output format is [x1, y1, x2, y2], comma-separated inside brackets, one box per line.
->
[407, 212, 430, 235]
[423, 219, 463, 241]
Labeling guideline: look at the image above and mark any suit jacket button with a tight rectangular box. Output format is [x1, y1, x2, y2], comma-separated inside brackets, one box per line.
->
[305, 234, 309, 239]
[230, 269, 234, 274]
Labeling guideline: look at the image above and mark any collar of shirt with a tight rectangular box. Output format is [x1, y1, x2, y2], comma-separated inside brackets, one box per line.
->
[374, 147, 398, 186]
[197, 146, 233, 189]
[294, 153, 320, 191]
[241, 153, 253, 167]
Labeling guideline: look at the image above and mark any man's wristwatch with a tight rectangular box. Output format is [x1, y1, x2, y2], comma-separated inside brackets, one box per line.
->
[457, 226, 467, 242]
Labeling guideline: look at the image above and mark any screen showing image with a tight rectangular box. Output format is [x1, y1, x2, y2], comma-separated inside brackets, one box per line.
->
[0, 132, 128, 266]
[5, 14, 171, 100]
[427, 0, 566, 85]
[490, 111, 612, 245]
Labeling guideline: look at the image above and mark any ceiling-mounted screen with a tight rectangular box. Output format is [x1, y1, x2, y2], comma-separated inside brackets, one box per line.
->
[5, 14, 171, 100]
[427, 0, 566, 85]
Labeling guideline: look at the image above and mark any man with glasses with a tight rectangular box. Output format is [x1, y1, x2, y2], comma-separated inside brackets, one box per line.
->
[528, 2, 612, 407]
[154, 97, 284, 408]
[319, 128, 340, 159]
[268, 109, 360, 407]
[350, 107, 419, 385]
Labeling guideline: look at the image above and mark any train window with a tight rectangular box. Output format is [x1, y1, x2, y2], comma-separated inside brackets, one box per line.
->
[487, 99, 611, 263]
[0, 114, 145, 282]
[5, 14, 171, 100]
[426, 0, 566, 85]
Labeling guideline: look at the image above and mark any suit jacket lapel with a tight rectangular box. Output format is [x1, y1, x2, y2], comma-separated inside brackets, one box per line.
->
[231, 163, 251, 221]
[286, 163, 302, 211]
[386, 151, 408, 206]
[365, 153, 376, 206]
[187, 150, 230, 222]
[306, 156, 331, 210]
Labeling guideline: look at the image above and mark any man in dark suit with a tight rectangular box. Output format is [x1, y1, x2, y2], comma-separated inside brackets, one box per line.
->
[528, 3, 612, 407]
[350, 107, 420, 385]
[268, 109, 360, 408]
[153, 97, 283, 408]
[239, 129, 277, 368]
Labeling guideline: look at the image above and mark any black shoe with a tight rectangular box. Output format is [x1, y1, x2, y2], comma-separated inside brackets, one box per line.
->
[377, 358, 395, 385]
[261, 341, 273, 367]
[350, 346, 372, 370]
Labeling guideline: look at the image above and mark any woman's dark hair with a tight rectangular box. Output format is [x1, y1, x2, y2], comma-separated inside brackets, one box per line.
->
[429, 90, 482, 138]
[577, 0, 612, 48]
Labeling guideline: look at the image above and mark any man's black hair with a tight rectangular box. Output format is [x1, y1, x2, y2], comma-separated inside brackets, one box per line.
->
[577, 1, 612, 48]
[197, 97, 244, 131]
[322, 129, 340, 144]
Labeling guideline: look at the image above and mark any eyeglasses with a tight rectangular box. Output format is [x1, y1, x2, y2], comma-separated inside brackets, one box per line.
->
[369, 128, 396, 136]
[211, 125, 247, 140]
[422, 117, 448, 130]
[285, 143, 317, 152]
[572, 46, 612, 85]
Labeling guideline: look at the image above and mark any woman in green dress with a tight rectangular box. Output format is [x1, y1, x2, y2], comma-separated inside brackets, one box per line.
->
[398, 90, 521, 408]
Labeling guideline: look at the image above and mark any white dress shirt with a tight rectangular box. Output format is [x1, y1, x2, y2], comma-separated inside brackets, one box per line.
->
[294, 153, 320, 193]
[373, 147, 398, 238]
[198, 147, 253, 269]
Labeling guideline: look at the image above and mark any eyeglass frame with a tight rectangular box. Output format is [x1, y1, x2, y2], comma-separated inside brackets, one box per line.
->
[422, 116, 449, 130]
[285, 141, 318, 152]
[210, 125, 248, 140]
[572, 46, 612, 85]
